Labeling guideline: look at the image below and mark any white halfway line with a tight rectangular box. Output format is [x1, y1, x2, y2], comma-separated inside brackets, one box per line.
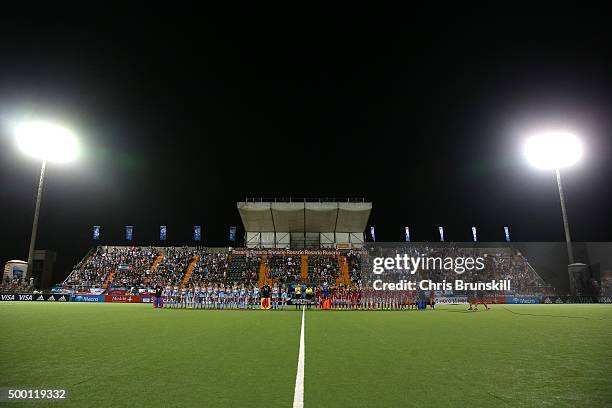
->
[293, 306, 305, 408]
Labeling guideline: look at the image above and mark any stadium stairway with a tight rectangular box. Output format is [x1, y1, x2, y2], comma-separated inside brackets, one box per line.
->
[143, 252, 164, 285]
[102, 271, 116, 289]
[180, 256, 199, 289]
[337, 256, 351, 287]
[301, 256, 309, 282]
[258, 256, 268, 287]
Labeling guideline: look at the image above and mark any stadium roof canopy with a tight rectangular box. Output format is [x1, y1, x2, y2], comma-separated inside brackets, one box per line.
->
[237, 199, 372, 233]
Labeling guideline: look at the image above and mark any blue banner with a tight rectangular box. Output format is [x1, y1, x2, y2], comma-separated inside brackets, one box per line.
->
[472, 226, 477, 242]
[370, 226, 376, 242]
[505, 296, 541, 304]
[93, 225, 100, 240]
[438, 226, 444, 242]
[504, 226, 510, 242]
[160, 225, 167, 241]
[194, 225, 201, 242]
[229, 226, 237, 242]
[404, 227, 410, 242]
[71, 294, 105, 303]
[125, 225, 134, 241]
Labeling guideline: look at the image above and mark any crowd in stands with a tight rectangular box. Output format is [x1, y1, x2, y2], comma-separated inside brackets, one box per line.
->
[267, 255, 300, 284]
[64, 246, 133, 289]
[363, 245, 552, 296]
[189, 251, 231, 285]
[227, 253, 260, 282]
[148, 247, 198, 288]
[2, 275, 33, 292]
[28, 245, 554, 299]
[308, 255, 339, 284]
[112, 247, 159, 288]
[346, 250, 362, 284]
[489, 253, 550, 295]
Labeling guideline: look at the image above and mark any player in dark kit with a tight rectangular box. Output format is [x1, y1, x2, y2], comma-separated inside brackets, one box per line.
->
[468, 290, 490, 311]
[261, 282, 271, 309]
[154, 284, 163, 308]
[321, 282, 331, 309]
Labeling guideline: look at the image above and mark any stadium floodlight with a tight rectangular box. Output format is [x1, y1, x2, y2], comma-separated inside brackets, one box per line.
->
[524, 131, 582, 267]
[524, 131, 582, 170]
[13, 119, 78, 282]
[15, 120, 78, 163]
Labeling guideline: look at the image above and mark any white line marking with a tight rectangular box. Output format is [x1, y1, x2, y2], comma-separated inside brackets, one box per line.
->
[293, 306, 305, 408]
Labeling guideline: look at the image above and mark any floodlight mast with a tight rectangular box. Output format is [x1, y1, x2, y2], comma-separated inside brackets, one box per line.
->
[14, 120, 78, 283]
[26, 160, 47, 281]
[555, 168, 574, 264]
[524, 130, 582, 294]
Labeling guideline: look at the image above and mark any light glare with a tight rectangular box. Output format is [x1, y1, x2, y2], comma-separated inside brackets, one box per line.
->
[524, 131, 582, 170]
[15, 120, 78, 163]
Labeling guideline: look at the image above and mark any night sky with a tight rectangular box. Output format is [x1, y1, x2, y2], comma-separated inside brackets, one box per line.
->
[1, 5, 611, 281]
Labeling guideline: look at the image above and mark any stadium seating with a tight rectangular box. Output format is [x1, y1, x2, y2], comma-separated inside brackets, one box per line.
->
[64, 246, 160, 290]
[307, 255, 339, 285]
[55, 245, 553, 297]
[189, 250, 230, 285]
[267, 255, 301, 284]
[227, 253, 260, 282]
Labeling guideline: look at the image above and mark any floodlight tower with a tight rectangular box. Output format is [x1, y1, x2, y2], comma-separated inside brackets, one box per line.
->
[14, 120, 78, 280]
[524, 131, 583, 292]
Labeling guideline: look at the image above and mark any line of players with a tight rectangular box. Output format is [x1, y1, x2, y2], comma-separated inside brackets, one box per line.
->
[162, 283, 288, 309]
[161, 283, 434, 310]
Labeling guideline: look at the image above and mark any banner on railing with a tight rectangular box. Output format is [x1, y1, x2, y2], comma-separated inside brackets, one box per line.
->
[71, 294, 104, 303]
[106, 289, 128, 295]
[0, 293, 33, 301]
[231, 249, 350, 256]
[104, 295, 142, 303]
[505, 296, 541, 304]
[434, 296, 468, 304]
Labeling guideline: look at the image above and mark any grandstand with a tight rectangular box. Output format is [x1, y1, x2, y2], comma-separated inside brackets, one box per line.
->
[57, 244, 553, 300]
[10, 200, 608, 301]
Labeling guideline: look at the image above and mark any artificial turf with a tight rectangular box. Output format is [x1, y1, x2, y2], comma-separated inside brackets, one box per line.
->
[306, 305, 612, 407]
[1, 303, 611, 407]
[0, 303, 300, 408]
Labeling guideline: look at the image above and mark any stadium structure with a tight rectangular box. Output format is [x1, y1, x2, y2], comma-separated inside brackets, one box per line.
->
[2, 199, 610, 303]
[238, 198, 371, 249]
